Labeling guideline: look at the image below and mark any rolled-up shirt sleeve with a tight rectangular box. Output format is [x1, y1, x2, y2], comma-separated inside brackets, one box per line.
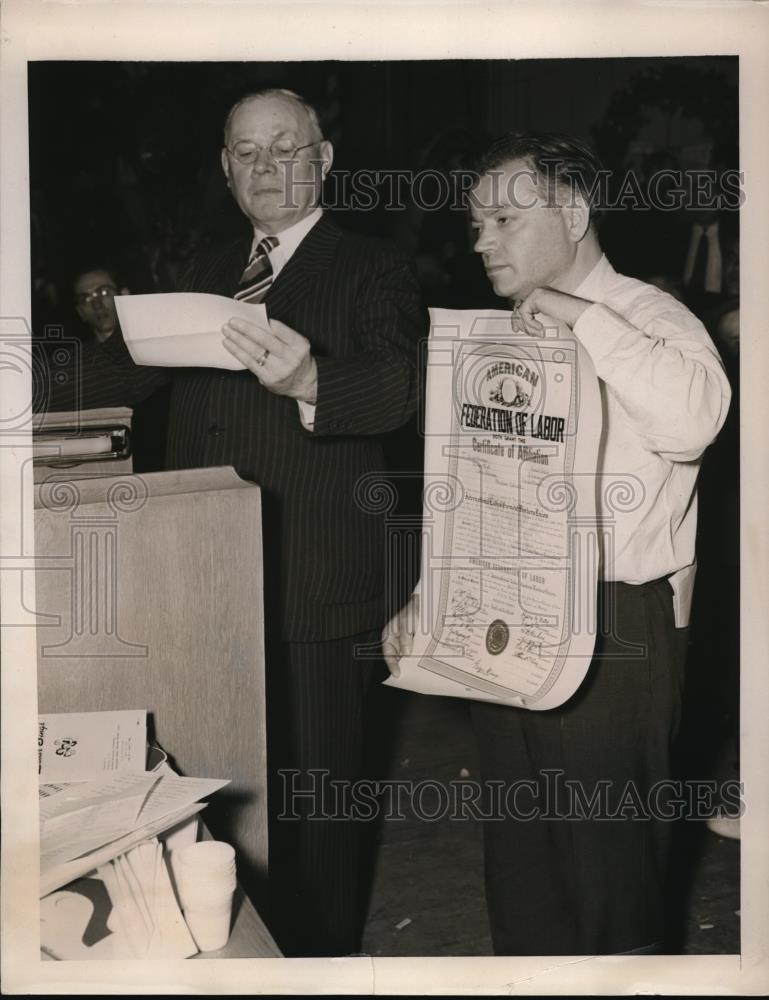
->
[573, 296, 732, 462]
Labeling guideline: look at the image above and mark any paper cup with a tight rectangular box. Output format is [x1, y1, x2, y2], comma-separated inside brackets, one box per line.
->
[183, 895, 234, 952]
[175, 841, 236, 899]
[177, 841, 235, 871]
[177, 877, 236, 912]
[173, 840, 238, 934]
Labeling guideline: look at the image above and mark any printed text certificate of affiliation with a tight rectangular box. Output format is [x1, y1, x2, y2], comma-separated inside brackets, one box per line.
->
[387, 308, 603, 711]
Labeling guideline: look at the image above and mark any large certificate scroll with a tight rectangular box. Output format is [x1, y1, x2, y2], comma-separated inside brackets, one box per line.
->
[386, 308, 603, 710]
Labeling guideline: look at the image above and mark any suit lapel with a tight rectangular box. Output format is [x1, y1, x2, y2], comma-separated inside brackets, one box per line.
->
[197, 237, 251, 297]
[265, 215, 341, 316]
[229, 238, 252, 295]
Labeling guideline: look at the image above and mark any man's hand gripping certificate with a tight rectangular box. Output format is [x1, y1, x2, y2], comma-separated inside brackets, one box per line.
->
[384, 308, 602, 711]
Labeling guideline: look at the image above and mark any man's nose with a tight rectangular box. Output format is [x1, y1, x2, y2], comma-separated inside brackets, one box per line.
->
[250, 148, 278, 173]
[473, 227, 494, 254]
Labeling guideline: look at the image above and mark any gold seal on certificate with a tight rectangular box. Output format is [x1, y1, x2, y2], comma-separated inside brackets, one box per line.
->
[386, 308, 604, 711]
[485, 620, 510, 656]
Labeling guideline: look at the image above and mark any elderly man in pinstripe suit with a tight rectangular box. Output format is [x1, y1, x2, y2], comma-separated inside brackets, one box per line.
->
[41, 88, 426, 955]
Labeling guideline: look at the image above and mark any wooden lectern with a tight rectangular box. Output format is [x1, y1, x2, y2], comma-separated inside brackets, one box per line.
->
[34, 466, 269, 897]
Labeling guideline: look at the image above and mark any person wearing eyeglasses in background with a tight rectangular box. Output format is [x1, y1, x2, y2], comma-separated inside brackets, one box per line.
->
[69, 265, 171, 472]
[39, 88, 426, 956]
[72, 267, 128, 344]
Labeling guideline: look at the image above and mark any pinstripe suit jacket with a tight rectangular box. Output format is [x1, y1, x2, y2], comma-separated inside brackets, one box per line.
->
[47, 216, 426, 640]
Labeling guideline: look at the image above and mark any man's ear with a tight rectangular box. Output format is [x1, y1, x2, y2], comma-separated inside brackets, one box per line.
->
[221, 147, 231, 186]
[562, 192, 591, 243]
[318, 140, 334, 179]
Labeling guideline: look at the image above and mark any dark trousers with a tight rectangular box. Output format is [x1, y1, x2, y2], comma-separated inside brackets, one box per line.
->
[470, 578, 688, 955]
[265, 630, 383, 957]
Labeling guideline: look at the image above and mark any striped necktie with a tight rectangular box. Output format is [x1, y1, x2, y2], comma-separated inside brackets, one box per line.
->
[235, 235, 279, 303]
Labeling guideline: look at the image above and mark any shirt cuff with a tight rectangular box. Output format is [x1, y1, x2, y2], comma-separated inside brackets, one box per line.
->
[296, 399, 316, 431]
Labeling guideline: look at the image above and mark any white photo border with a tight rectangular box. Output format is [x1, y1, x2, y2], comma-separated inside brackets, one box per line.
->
[2, 1, 768, 994]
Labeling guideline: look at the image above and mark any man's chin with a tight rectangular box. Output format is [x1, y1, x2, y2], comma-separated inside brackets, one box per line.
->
[246, 202, 304, 230]
[245, 193, 284, 215]
[488, 277, 520, 301]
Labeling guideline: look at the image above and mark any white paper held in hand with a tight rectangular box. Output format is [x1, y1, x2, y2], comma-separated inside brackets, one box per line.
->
[115, 292, 270, 370]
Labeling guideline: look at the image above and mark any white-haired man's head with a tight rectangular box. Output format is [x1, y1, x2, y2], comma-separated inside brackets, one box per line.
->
[221, 89, 333, 234]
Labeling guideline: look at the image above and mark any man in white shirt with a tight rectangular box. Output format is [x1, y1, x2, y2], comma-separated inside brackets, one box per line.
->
[383, 131, 731, 955]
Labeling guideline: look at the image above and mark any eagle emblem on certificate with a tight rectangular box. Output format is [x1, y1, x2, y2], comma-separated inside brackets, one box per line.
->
[386, 308, 603, 711]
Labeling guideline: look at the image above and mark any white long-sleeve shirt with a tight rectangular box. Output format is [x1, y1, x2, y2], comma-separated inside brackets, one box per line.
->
[571, 254, 732, 624]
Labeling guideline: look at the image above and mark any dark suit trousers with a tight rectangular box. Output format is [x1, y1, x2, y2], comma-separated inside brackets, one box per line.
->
[264, 630, 383, 957]
[470, 578, 687, 955]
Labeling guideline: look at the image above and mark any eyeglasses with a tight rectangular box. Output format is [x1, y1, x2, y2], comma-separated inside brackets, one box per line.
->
[225, 138, 319, 165]
[75, 285, 117, 306]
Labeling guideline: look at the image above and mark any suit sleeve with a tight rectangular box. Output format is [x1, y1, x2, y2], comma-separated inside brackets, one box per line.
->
[310, 247, 427, 436]
[34, 331, 170, 414]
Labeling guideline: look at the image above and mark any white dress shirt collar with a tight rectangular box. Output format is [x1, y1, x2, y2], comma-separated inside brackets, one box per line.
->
[251, 207, 323, 278]
[572, 253, 616, 303]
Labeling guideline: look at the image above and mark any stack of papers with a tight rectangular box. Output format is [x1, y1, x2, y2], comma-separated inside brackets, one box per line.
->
[38, 710, 230, 898]
[40, 771, 229, 897]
